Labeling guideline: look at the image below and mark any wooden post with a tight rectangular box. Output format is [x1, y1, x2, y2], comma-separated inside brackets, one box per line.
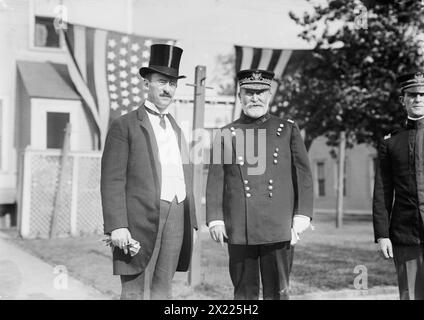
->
[50, 123, 72, 238]
[188, 65, 207, 286]
[336, 131, 346, 228]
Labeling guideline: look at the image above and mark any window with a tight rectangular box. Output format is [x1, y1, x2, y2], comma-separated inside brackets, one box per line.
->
[34, 16, 60, 48]
[316, 161, 326, 197]
[46, 112, 69, 149]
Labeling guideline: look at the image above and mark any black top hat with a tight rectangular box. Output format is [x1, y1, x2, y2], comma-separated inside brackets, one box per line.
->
[139, 44, 186, 79]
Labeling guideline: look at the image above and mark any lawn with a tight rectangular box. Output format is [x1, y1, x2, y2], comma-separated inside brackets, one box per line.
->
[4, 213, 397, 299]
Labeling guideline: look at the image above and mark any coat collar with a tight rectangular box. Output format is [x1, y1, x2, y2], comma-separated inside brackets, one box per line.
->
[406, 117, 424, 129]
[238, 111, 271, 125]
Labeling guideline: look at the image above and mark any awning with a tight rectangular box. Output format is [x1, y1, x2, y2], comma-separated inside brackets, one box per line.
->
[16, 61, 81, 100]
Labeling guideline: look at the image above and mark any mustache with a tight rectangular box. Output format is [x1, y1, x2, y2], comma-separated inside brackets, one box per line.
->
[247, 103, 264, 108]
[160, 93, 172, 98]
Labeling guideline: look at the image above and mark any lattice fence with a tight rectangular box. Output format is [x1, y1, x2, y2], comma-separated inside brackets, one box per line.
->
[18, 149, 103, 239]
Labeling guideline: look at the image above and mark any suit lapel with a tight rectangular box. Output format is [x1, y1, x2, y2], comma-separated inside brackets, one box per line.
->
[137, 105, 162, 190]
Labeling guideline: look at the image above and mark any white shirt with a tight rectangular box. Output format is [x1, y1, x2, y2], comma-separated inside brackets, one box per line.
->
[145, 100, 186, 203]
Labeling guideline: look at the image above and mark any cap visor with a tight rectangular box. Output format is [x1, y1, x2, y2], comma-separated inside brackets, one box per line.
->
[404, 85, 424, 93]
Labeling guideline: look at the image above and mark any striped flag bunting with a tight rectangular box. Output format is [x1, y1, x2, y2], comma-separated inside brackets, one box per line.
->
[233, 45, 310, 119]
[62, 23, 174, 149]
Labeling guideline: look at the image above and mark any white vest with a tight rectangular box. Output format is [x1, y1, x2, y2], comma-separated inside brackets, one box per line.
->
[145, 100, 186, 203]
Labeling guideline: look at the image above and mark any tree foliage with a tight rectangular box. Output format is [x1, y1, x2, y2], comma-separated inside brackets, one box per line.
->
[271, 0, 424, 150]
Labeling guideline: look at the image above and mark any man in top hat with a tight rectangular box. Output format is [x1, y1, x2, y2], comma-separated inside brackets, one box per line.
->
[206, 69, 314, 300]
[101, 44, 197, 300]
[373, 71, 424, 300]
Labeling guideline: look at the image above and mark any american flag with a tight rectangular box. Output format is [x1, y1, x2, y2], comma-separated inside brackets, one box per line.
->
[62, 23, 174, 148]
[233, 45, 310, 119]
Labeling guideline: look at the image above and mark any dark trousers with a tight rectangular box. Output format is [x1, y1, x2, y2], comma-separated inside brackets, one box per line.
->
[228, 241, 294, 300]
[120, 198, 184, 300]
[393, 245, 424, 300]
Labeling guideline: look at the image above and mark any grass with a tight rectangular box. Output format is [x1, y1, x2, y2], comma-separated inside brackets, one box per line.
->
[3, 213, 397, 299]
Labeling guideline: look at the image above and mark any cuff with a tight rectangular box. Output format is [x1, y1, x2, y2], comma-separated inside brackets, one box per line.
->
[208, 220, 225, 228]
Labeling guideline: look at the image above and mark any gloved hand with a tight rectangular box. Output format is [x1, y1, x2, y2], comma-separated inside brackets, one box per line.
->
[292, 215, 311, 235]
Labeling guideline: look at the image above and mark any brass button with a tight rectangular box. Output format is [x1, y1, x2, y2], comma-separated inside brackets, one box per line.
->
[277, 128, 282, 132]
[269, 192, 273, 197]
[269, 179, 273, 184]
[245, 186, 250, 191]
[230, 127, 235, 131]
[268, 185, 273, 190]
[277, 133, 281, 136]
[239, 162, 244, 166]
[244, 180, 249, 184]
[279, 123, 284, 127]
[246, 193, 251, 198]
[275, 148, 279, 152]
[273, 159, 278, 164]
[273, 153, 278, 157]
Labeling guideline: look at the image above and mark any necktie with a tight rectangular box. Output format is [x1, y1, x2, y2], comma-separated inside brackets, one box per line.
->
[145, 107, 167, 129]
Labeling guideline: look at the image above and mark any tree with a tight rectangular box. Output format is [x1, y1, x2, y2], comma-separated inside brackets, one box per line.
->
[210, 53, 236, 96]
[271, 0, 424, 151]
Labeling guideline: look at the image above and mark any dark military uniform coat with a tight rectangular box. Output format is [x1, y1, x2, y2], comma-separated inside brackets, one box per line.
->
[373, 119, 424, 245]
[101, 105, 197, 275]
[206, 113, 313, 245]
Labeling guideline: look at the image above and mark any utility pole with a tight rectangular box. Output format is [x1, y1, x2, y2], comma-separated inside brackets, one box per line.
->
[187, 65, 208, 286]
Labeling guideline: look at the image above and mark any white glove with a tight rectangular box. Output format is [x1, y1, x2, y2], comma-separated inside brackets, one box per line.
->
[290, 228, 300, 245]
[292, 215, 311, 235]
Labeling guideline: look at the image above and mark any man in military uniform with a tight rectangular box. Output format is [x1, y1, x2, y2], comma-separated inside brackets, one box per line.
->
[373, 71, 424, 300]
[206, 69, 314, 300]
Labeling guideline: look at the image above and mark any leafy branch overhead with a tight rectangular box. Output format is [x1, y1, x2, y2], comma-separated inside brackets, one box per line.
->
[272, 0, 424, 150]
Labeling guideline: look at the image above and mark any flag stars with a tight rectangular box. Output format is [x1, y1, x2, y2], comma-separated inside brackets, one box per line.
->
[142, 50, 150, 59]
[130, 55, 139, 63]
[107, 64, 116, 72]
[107, 51, 116, 60]
[121, 36, 129, 44]
[122, 98, 130, 106]
[108, 39, 116, 48]
[144, 39, 152, 47]
[110, 93, 118, 100]
[141, 62, 148, 67]
[132, 87, 140, 94]
[134, 96, 141, 103]
[121, 90, 129, 97]
[131, 77, 140, 85]
[109, 84, 117, 92]
[120, 81, 129, 88]
[110, 101, 119, 110]
[131, 66, 139, 74]
[119, 59, 128, 68]
[108, 74, 117, 82]
[121, 109, 128, 116]
[119, 70, 128, 78]
[119, 47, 128, 56]
[131, 43, 140, 51]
